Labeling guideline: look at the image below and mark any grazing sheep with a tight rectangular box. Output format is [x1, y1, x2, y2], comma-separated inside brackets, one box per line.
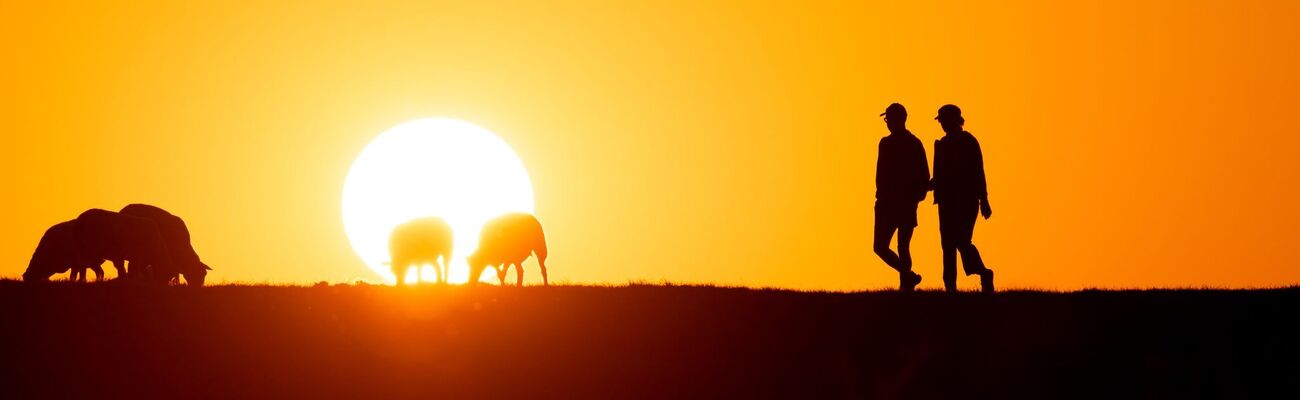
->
[468, 213, 548, 286]
[388, 217, 453, 285]
[119, 204, 212, 286]
[25, 221, 104, 282]
[25, 209, 175, 285]
[75, 209, 177, 284]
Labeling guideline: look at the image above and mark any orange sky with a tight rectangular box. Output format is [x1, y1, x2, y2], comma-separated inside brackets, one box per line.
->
[3, 1, 1298, 290]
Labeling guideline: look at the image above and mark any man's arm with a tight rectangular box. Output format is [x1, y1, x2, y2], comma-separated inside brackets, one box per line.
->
[975, 140, 987, 200]
[875, 140, 886, 200]
[931, 140, 943, 205]
[976, 139, 991, 219]
[915, 140, 930, 202]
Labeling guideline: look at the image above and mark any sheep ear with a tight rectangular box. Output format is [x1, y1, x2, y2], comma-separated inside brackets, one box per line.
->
[202, 262, 213, 270]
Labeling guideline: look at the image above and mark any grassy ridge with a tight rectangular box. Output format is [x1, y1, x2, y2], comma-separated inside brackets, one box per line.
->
[0, 281, 1296, 399]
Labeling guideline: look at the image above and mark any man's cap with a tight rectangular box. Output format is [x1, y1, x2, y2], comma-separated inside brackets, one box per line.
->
[935, 104, 963, 121]
[880, 103, 907, 117]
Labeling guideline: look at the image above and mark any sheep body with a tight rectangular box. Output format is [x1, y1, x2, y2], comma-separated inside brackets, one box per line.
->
[389, 217, 453, 285]
[468, 213, 548, 286]
[25, 221, 100, 282]
[116, 204, 211, 286]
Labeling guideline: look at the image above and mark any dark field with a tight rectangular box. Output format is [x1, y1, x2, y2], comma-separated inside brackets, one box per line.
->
[0, 281, 1296, 399]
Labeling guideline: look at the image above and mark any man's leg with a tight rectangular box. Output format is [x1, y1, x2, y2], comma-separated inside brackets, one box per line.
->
[942, 245, 958, 292]
[962, 242, 993, 293]
[896, 225, 921, 291]
[877, 203, 922, 290]
[896, 226, 914, 273]
[952, 204, 980, 275]
[959, 243, 985, 275]
[873, 215, 902, 272]
[953, 204, 993, 292]
[939, 205, 959, 292]
[948, 202, 994, 292]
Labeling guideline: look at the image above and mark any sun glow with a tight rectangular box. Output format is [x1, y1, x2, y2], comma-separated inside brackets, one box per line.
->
[342, 118, 534, 284]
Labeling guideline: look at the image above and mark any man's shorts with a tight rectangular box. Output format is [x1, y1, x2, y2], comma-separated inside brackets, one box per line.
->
[875, 200, 919, 229]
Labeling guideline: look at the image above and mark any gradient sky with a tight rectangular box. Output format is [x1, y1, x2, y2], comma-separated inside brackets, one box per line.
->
[3, 1, 1298, 290]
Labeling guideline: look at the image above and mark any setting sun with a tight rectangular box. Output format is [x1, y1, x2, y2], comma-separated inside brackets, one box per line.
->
[4, 1, 1300, 398]
[341, 118, 534, 284]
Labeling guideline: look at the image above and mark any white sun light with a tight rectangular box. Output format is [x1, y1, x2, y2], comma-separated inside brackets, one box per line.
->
[342, 118, 534, 284]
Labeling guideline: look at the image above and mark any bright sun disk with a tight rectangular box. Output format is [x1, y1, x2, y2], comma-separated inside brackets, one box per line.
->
[341, 118, 534, 284]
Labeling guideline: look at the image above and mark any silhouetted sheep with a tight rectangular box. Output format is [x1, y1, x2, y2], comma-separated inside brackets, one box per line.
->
[388, 217, 453, 285]
[26, 221, 104, 282]
[117, 204, 211, 286]
[468, 212, 548, 286]
[25, 209, 175, 284]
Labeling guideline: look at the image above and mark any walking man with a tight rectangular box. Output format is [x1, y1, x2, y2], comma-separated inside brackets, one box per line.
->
[874, 103, 928, 291]
[932, 104, 995, 292]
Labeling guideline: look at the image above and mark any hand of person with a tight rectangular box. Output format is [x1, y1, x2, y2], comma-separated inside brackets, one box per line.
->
[980, 200, 992, 220]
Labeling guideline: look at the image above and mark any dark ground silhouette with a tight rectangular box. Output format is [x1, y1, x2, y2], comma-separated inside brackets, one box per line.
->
[0, 281, 1295, 399]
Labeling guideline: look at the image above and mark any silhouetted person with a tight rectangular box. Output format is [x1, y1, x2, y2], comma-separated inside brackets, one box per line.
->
[932, 105, 995, 292]
[873, 103, 928, 291]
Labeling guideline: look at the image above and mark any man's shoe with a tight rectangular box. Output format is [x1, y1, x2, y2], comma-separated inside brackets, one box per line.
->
[980, 269, 995, 293]
[901, 272, 922, 292]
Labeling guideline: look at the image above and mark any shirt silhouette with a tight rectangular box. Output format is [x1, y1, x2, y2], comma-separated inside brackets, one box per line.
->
[877, 133, 930, 205]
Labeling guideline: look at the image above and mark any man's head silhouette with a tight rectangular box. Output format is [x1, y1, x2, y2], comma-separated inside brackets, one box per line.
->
[935, 104, 964, 133]
[881, 103, 907, 133]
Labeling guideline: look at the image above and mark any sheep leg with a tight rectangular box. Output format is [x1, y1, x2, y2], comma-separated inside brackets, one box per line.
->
[393, 261, 407, 286]
[515, 263, 524, 287]
[537, 258, 548, 286]
[70, 267, 83, 283]
[90, 264, 105, 282]
[469, 264, 489, 286]
[433, 258, 444, 284]
[112, 259, 126, 280]
[496, 264, 507, 286]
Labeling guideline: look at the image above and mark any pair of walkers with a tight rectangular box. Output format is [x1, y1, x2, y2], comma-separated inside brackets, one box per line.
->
[874, 103, 994, 293]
